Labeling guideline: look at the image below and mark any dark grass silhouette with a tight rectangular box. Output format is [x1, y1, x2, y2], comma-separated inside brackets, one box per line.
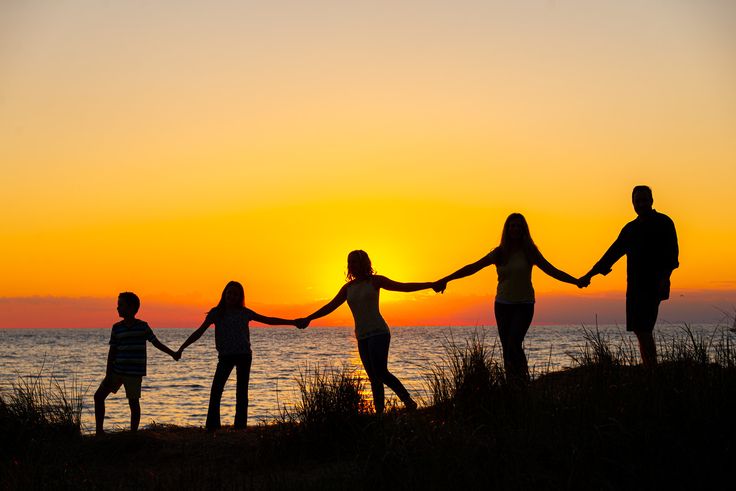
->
[3, 325, 736, 489]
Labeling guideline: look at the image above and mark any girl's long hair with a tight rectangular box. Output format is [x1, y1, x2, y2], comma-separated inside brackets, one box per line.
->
[496, 213, 540, 265]
[208, 281, 245, 319]
[346, 250, 375, 282]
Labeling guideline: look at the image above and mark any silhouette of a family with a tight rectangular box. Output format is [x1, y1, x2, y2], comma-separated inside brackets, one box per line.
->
[94, 186, 678, 434]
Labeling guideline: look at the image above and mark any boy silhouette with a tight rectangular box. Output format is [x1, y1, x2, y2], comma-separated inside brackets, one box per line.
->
[94, 292, 179, 435]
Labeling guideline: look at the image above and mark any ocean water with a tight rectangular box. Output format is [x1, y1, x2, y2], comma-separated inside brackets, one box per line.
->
[0, 324, 724, 433]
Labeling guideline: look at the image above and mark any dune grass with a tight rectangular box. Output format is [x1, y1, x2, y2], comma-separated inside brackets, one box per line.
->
[0, 363, 84, 438]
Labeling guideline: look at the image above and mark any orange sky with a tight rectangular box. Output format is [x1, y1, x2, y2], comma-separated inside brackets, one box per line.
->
[1, 1, 735, 327]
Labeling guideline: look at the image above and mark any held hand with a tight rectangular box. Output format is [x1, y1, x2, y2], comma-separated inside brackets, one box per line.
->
[172, 350, 182, 361]
[432, 280, 447, 294]
[576, 274, 591, 289]
[295, 318, 310, 330]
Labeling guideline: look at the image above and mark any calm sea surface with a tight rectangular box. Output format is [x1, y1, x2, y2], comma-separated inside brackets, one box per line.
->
[0, 324, 723, 433]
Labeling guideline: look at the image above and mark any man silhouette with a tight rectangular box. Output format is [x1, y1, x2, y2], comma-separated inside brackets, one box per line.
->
[581, 186, 679, 367]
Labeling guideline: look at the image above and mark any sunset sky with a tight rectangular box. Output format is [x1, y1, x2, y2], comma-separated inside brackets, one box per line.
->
[2, 1, 735, 328]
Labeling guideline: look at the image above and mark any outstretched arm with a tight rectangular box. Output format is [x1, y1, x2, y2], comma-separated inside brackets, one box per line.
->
[178, 317, 213, 355]
[302, 285, 349, 325]
[151, 338, 179, 360]
[250, 311, 297, 327]
[374, 275, 434, 293]
[580, 228, 628, 285]
[535, 252, 585, 288]
[435, 250, 497, 292]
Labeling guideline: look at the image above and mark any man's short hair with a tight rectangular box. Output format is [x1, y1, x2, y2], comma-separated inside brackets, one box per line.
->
[118, 292, 141, 314]
[632, 185, 653, 200]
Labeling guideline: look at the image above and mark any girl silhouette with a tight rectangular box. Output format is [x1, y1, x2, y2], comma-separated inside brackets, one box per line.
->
[298, 250, 434, 414]
[177, 281, 298, 430]
[435, 213, 585, 382]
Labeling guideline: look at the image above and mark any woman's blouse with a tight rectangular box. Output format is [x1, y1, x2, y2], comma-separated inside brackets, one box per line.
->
[212, 308, 253, 355]
[495, 249, 535, 304]
[346, 279, 390, 340]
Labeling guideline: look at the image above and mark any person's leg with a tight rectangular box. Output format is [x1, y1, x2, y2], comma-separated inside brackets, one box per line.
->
[129, 398, 141, 431]
[233, 352, 253, 429]
[627, 297, 660, 367]
[123, 376, 143, 431]
[358, 337, 384, 414]
[94, 381, 114, 435]
[495, 303, 533, 383]
[495, 303, 517, 379]
[371, 333, 415, 409]
[635, 330, 657, 368]
[509, 304, 534, 381]
[206, 356, 236, 430]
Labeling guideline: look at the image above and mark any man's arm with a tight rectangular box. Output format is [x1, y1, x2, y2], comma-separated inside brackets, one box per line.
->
[657, 215, 679, 300]
[663, 215, 679, 273]
[582, 227, 629, 282]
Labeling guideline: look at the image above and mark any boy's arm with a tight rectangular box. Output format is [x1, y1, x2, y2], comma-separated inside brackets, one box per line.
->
[151, 338, 179, 360]
[106, 346, 115, 376]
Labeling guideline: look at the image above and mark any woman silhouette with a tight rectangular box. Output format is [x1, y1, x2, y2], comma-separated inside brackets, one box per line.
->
[435, 213, 585, 382]
[298, 250, 434, 414]
[177, 281, 298, 430]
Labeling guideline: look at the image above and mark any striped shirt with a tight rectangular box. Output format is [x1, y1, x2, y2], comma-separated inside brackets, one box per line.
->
[109, 319, 158, 376]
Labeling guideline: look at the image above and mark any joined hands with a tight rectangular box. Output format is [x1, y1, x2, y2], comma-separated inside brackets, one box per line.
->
[432, 280, 447, 294]
[576, 274, 592, 289]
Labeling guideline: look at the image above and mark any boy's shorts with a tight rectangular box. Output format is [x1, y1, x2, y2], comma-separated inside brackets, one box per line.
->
[103, 373, 142, 400]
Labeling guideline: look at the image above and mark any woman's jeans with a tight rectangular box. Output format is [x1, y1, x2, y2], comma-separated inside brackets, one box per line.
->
[494, 302, 534, 382]
[206, 352, 252, 430]
[357, 332, 411, 414]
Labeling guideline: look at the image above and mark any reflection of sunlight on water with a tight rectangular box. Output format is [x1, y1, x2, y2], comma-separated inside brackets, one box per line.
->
[347, 345, 374, 404]
[0, 324, 726, 433]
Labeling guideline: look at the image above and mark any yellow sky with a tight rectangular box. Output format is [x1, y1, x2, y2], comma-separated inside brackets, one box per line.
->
[1, 1, 735, 326]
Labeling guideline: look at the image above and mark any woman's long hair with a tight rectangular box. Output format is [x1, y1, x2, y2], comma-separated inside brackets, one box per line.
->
[497, 213, 540, 265]
[208, 281, 245, 319]
[346, 250, 375, 282]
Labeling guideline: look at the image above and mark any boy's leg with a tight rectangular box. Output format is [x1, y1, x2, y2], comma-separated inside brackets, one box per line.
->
[121, 376, 143, 431]
[233, 353, 253, 429]
[94, 381, 113, 435]
[129, 399, 141, 431]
